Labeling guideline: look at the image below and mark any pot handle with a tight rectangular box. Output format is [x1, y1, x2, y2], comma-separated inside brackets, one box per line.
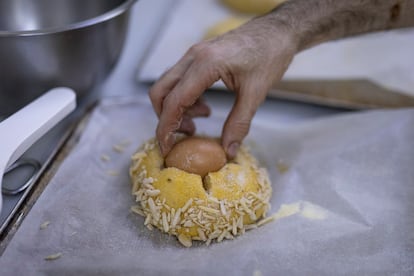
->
[0, 87, 76, 169]
[0, 87, 76, 213]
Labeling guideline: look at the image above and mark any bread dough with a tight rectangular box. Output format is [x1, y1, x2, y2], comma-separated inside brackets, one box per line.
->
[204, 0, 287, 39]
[221, 0, 287, 14]
[129, 137, 272, 247]
[204, 17, 250, 40]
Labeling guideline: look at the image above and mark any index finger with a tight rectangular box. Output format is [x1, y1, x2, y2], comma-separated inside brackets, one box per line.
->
[157, 60, 220, 156]
[149, 53, 194, 117]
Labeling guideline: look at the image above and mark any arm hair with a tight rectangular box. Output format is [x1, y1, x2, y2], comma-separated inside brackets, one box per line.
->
[266, 0, 414, 50]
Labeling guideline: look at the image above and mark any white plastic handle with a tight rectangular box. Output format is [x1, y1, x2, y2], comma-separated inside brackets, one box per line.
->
[0, 87, 76, 212]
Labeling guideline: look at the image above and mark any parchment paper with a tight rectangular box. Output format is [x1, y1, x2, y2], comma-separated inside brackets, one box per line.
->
[137, 0, 414, 96]
[1, 96, 414, 275]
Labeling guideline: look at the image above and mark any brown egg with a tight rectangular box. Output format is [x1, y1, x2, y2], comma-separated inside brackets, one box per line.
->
[165, 137, 227, 177]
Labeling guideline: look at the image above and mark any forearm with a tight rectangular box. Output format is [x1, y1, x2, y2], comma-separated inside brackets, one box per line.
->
[264, 0, 414, 51]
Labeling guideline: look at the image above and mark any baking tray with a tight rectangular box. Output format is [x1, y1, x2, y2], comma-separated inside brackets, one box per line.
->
[0, 95, 413, 275]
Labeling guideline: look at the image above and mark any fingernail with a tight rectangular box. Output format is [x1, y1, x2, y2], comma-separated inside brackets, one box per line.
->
[227, 142, 240, 159]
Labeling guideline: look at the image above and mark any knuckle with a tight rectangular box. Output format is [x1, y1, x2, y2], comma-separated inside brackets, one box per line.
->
[177, 97, 194, 110]
[196, 46, 216, 61]
[189, 42, 217, 62]
[149, 81, 163, 99]
[163, 93, 177, 108]
[148, 86, 159, 102]
[188, 42, 206, 55]
[167, 91, 193, 111]
[233, 119, 251, 137]
[224, 118, 251, 146]
[162, 96, 186, 126]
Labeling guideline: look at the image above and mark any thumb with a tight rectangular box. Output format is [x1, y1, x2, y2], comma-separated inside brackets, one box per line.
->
[221, 83, 268, 159]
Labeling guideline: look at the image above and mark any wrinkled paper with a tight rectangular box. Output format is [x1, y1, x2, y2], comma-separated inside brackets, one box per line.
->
[1, 96, 414, 275]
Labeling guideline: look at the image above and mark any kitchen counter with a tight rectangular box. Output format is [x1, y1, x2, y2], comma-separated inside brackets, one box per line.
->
[3, 2, 414, 274]
[0, 0, 345, 250]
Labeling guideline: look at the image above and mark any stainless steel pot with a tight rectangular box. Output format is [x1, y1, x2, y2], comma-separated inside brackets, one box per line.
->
[0, 0, 137, 116]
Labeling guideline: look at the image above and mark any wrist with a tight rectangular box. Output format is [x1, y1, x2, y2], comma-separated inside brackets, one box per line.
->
[241, 14, 301, 56]
[265, 0, 332, 51]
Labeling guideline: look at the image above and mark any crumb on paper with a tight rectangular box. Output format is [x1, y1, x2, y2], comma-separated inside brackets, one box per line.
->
[100, 154, 111, 162]
[261, 200, 327, 228]
[300, 202, 326, 220]
[106, 170, 120, 176]
[262, 201, 327, 226]
[257, 202, 301, 227]
[40, 221, 50, 230]
[113, 144, 125, 153]
[44, 252, 62, 261]
[276, 161, 290, 174]
[112, 139, 132, 154]
[120, 139, 132, 147]
[273, 202, 301, 220]
[253, 270, 263, 276]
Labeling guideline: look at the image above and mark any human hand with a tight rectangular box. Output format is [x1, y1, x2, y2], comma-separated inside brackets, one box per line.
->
[149, 17, 298, 159]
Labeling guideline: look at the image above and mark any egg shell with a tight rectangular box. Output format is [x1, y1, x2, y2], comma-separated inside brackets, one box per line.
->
[165, 136, 227, 177]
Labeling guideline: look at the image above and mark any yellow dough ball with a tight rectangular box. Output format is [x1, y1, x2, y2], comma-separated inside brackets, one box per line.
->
[221, 0, 286, 15]
[129, 137, 272, 247]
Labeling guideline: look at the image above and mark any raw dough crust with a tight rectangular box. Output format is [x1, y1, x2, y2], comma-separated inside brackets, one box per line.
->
[129, 138, 272, 247]
[221, 0, 286, 15]
[204, 16, 250, 40]
[204, 0, 287, 39]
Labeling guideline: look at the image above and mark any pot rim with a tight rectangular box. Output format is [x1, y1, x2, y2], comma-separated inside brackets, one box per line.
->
[0, 0, 137, 37]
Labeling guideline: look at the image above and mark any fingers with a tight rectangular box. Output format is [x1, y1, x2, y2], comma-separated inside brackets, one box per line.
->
[149, 54, 194, 117]
[176, 99, 211, 134]
[156, 58, 220, 156]
[157, 98, 211, 152]
[184, 98, 211, 118]
[150, 30, 283, 159]
[177, 114, 196, 135]
[221, 81, 268, 159]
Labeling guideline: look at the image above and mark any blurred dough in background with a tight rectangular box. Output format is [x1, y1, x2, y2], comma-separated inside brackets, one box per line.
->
[204, 16, 250, 39]
[221, 0, 287, 15]
[204, 0, 287, 39]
